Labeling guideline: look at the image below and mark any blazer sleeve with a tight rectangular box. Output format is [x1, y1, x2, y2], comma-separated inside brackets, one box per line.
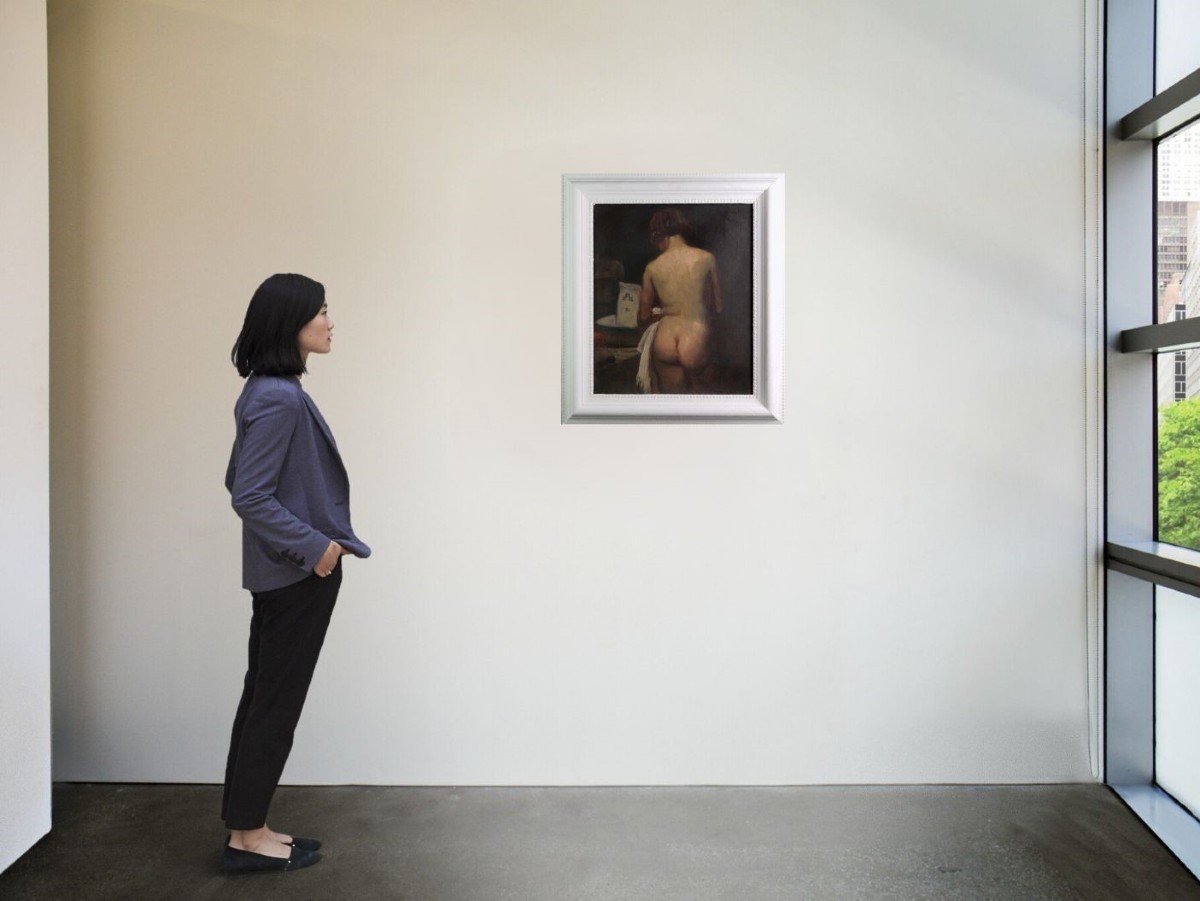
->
[228, 388, 331, 572]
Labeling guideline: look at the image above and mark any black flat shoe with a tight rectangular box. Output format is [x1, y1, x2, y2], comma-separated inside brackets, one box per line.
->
[221, 845, 321, 874]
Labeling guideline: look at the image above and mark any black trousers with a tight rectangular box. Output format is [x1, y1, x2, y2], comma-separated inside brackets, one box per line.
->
[221, 556, 342, 830]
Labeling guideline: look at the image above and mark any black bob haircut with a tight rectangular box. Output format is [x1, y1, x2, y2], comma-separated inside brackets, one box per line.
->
[231, 273, 325, 378]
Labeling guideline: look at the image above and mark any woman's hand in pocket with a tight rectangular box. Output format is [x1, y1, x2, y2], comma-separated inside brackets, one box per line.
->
[314, 540, 344, 577]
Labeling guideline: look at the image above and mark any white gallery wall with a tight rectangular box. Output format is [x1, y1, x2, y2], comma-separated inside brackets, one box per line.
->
[1, 0, 51, 870]
[48, 0, 1100, 784]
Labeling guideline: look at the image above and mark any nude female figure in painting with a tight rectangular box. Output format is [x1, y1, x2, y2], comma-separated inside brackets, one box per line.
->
[637, 208, 723, 393]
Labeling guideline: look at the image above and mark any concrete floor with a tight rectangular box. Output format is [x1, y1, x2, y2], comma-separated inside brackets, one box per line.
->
[0, 783, 1197, 900]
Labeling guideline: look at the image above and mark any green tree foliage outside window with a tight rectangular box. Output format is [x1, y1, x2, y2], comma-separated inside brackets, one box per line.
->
[1159, 396, 1200, 550]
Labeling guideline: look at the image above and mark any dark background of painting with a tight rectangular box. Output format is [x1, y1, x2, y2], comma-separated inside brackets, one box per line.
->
[592, 203, 753, 394]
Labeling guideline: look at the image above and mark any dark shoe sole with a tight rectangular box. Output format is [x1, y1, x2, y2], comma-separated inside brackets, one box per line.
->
[222, 845, 321, 874]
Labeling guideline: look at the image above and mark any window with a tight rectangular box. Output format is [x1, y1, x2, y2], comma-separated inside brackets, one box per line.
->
[1107, 0, 1200, 878]
[1155, 123, 1200, 548]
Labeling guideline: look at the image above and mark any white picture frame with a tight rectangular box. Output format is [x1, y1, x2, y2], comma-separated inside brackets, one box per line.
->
[562, 173, 784, 423]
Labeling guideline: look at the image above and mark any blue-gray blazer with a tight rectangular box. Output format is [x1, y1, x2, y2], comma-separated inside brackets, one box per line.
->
[225, 373, 371, 591]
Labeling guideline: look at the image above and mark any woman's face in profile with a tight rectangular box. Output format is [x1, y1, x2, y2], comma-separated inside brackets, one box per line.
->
[297, 302, 334, 356]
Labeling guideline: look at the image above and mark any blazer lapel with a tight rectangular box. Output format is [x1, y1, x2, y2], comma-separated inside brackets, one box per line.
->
[300, 392, 348, 476]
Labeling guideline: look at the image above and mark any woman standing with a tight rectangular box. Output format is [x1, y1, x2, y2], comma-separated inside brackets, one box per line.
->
[221, 273, 372, 874]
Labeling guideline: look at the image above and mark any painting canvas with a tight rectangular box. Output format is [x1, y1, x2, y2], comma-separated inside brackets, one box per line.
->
[592, 203, 753, 396]
[562, 174, 784, 422]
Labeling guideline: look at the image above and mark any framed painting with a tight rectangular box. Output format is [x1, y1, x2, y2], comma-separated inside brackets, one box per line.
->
[562, 173, 784, 422]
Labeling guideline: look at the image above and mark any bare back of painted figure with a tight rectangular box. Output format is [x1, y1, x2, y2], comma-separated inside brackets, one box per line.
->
[638, 229, 724, 393]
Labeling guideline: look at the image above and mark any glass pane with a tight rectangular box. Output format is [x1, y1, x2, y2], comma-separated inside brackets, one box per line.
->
[1157, 353, 1200, 548]
[1155, 121, 1200, 323]
[1157, 0, 1200, 91]
[1156, 122, 1200, 545]
[1155, 586, 1200, 821]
